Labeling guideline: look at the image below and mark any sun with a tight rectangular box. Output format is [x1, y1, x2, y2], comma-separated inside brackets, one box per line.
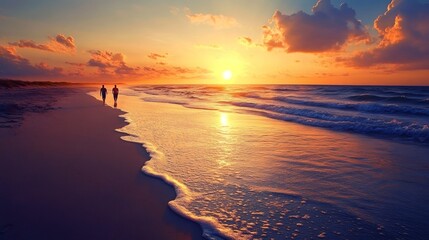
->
[223, 70, 232, 80]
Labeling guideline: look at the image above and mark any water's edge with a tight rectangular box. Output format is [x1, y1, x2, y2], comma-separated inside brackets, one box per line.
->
[87, 92, 236, 240]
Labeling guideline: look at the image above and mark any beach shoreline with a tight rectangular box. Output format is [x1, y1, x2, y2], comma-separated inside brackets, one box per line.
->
[0, 87, 203, 239]
[97, 85, 429, 239]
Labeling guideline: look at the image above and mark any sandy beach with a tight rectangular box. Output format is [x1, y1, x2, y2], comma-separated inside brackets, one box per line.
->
[0, 88, 202, 239]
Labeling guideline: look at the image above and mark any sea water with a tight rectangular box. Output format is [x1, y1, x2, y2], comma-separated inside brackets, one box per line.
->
[92, 85, 429, 239]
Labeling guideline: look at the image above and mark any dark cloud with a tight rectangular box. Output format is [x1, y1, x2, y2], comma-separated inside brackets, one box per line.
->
[0, 45, 63, 78]
[147, 53, 168, 60]
[8, 40, 52, 52]
[54, 34, 75, 50]
[9, 34, 76, 53]
[86, 50, 139, 75]
[238, 37, 254, 47]
[262, 0, 369, 52]
[346, 0, 429, 70]
[65, 61, 85, 67]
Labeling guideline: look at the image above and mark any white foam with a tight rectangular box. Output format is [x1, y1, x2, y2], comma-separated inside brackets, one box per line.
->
[117, 115, 247, 240]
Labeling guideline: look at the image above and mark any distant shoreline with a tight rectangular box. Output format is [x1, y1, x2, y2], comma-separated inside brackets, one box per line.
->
[0, 79, 80, 88]
[1, 79, 428, 88]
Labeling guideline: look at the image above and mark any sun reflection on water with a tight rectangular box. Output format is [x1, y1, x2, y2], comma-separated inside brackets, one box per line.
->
[220, 112, 229, 127]
[217, 112, 233, 168]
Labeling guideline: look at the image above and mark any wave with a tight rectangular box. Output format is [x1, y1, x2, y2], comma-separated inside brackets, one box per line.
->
[116, 112, 246, 240]
[198, 86, 225, 91]
[228, 101, 429, 143]
[273, 87, 300, 92]
[230, 91, 262, 98]
[273, 96, 429, 116]
[233, 93, 429, 116]
[142, 97, 217, 111]
[131, 85, 429, 143]
[347, 94, 429, 105]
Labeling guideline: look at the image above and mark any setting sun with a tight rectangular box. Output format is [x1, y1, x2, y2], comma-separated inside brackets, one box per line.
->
[223, 70, 232, 80]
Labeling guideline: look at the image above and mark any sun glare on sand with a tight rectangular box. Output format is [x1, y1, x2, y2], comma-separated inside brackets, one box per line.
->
[223, 70, 232, 80]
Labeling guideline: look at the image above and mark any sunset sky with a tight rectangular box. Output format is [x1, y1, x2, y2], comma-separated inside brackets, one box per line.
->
[1, 0, 429, 85]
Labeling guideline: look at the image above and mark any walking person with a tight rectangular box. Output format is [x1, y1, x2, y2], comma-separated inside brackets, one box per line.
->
[100, 85, 107, 104]
[112, 85, 119, 103]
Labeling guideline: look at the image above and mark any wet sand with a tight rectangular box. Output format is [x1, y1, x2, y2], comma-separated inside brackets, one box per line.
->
[0, 89, 203, 240]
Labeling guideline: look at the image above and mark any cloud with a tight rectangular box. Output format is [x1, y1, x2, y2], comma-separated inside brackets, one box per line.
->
[65, 61, 85, 67]
[0, 45, 211, 81]
[238, 36, 259, 47]
[195, 44, 222, 50]
[0, 45, 63, 78]
[54, 34, 75, 50]
[346, 0, 429, 70]
[186, 10, 239, 29]
[141, 66, 211, 79]
[8, 40, 52, 52]
[238, 37, 252, 45]
[147, 53, 168, 60]
[80, 49, 211, 79]
[86, 50, 139, 75]
[262, 0, 369, 52]
[9, 34, 76, 53]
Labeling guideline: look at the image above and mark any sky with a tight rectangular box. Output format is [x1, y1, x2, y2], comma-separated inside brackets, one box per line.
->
[1, 0, 429, 85]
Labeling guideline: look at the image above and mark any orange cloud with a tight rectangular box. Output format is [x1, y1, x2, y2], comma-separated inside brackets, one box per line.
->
[195, 44, 222, 50]
[9, 34, 76, 53]
[8, 40, 52, 52]
[85, 49, 210, 79]
[238, 37, 256, 47]
[65, 61, 85, 67]
[345, 0, 429, 70]
[262, 0, 369, 52]
[147, 53, 168, 60]
[141, 66, 209, 76]
[186, 11, 239, 29]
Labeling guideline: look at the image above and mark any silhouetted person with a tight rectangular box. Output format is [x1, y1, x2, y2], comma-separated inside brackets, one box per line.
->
[112, 85, 119, 102]
[100, 85, 107, 103]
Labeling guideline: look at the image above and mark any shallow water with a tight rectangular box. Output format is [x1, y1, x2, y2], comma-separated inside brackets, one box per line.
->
[92, 85, 429, 239]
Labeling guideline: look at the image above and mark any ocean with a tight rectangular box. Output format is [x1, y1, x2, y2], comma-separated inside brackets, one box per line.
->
[94, 84, 429, 240]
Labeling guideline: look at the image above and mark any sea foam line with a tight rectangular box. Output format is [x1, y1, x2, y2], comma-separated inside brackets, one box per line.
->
[87, 92, 241, 239]
[115, 112, 247, 240]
